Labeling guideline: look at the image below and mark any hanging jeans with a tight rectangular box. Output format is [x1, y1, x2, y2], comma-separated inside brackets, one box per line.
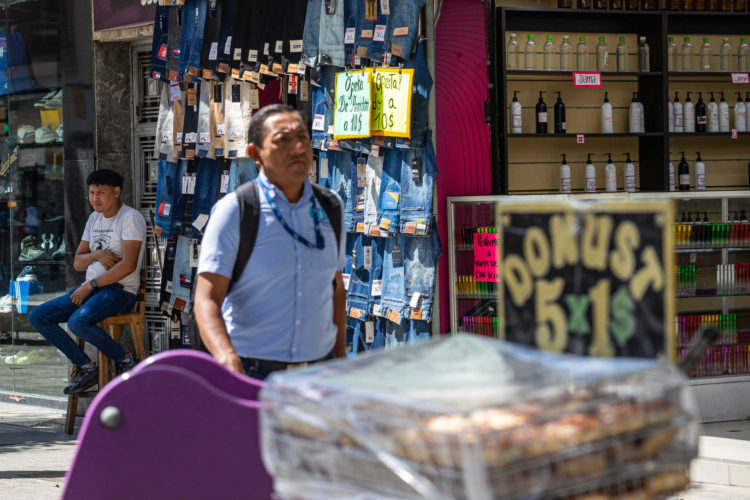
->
[379, 234, 407, 320]
[150, 6, 170, 82]
[376, 148, 402, 234]
[354, 0, 388, 62]
[191, 157, 219, 229]
[170, 235, 197, 313]
[351, 154, 366, 232]
[405, 319, 430, 343]
[155, 159, 182, 238]
[199, 0, 222, 73]
[319, 150, 353, 231]
[318, 0, 345, 67]
[178, 0, 207, 81]
[156, 83, 176, 161]
[343, 0, 359, 66]
[404, 224, 442, 321]
[227, 158, 259, 192]
[196, 81, 212, 157]
[29, 285, 137, 367]
[302, 0, 322, 65]
[399, 131, 436, 234]
[180, 84, 199, 158]
[385, 0, 425, 60]
[166, 4, 183, 78]
[363, 153, 383, 234]
[216, 0, 239, 69]
[223, 76, 252, 158]
[396, 42, 432, 150]
[368, 236, 385, 315]
[347, 234, 371, 319]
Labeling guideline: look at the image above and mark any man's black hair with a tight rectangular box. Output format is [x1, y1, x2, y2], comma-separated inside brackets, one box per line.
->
[247, 104, 301, 147]
[86, 169, 124, 189]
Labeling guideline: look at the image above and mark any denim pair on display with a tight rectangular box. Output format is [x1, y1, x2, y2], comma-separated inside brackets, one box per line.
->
[29, 285, 137, 367]
[302, 0, 344, 66]
[363, 153, 383, 234]
[399, 131, 436, 234]
[170, 235, 197, 313]
[155, 84, 175, 161]
[319, 150, 353, 231]
[350, 154, 366, 231]
[376, 148, 402, 234]
[386, 0, 425, 60]
[343, 0, 358, 66]
[199, 0, 221, 72]
[302, 0, 322, 65]
[223, 76, 252, 158]
[191, 158, 219, 228]
[150, 6, 170, 82]
[166, 5, 183, 77]
[227, 158, 259, 192]
[347, 234, 371, 318]
[354, 0, 388, 62]
[403, 223, 442, 321]
[310, 66, 339, 150]
[155, 159, 182, 238]
[180, 84, 199, 158]
[396, 42, 432, 150]
[196, 81, 212, 157]
[378, 234, 406, 320]
[216, 0, 239, 68]
[178, 0, 207, 81]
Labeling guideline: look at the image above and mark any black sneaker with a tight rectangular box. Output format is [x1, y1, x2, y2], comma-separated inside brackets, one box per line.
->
[114, 355, 135, 376]
[63, 364, 98, 394]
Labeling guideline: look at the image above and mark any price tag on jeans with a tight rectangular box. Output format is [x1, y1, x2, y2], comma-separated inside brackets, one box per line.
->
[300, 79, 309, 101]
[342, 273, 350, 290]
[387, 309, 402, 324]
[170, 319, 181, 340]
[208, 42, 218, 61]
[263, 43, 270, 56]
[416, 221, 427, 235]
[371, 279, 382, 296]
[345, 27, 355, 44]
[184, 132, 197, 144]
[233, 48, 242, 60]
[176, 132, 183, 143]
[165, 280, 173, 293]
[365, 321, 374, 343]
[158, 202, 171, 216]
[275, 40, 284, 53]
[190, 243, 200, 267]
[409, 292, 421, 308]
[576, 134, 585, 144]
[312, 114, 326, 131]
[349, 307, 365, 320]
[319, 157, 329, 179]
[217, 123, 225, 135]
[249, 88, 260, 109]
[372, 304, 383, 317]
[373, 25, 386, 42]
[199, 132, 210, 143]
[248, 49, 258, 62]
[220, 172, 229, 193]
[381, 0, 390, 14]
[363, 246, 372, 269]
[224, 36, 233, 55]
[170, 83, 181, 100]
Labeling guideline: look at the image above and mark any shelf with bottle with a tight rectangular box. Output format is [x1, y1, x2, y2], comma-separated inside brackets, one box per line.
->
[666, 34, 750, 72]
[676, 313, 740, 347]
[675, 216, 750, 248]
[455, 275, 498, 300]
[558, 1, 749, 11]
[675, 263, 750, 296]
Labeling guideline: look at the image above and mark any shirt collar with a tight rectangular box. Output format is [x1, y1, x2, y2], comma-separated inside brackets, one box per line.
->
[258, 171, 312, 208]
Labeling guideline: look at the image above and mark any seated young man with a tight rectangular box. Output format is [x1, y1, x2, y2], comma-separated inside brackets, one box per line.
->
[29, 169, 147, 394]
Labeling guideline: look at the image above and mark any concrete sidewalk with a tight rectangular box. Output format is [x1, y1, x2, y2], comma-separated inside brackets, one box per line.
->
[1, 400, 750, 499]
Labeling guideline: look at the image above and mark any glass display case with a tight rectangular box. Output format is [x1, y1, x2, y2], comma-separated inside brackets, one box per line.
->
[0, 0, 67, 398]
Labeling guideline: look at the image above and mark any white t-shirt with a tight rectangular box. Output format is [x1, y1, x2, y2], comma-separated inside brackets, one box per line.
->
[82, 204, 147, 295]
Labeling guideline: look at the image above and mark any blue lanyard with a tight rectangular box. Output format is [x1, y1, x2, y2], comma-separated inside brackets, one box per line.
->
[258, 180, 325, 250]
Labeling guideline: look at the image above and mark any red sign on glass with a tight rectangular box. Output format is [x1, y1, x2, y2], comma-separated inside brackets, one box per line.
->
[474, 233, 499, 282]
[573, 72, 602, 88]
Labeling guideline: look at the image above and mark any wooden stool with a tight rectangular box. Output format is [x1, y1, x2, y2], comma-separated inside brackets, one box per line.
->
[64, 276, 147, 434]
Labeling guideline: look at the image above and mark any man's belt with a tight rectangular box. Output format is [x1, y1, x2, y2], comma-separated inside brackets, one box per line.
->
[240, 353, 331, 374]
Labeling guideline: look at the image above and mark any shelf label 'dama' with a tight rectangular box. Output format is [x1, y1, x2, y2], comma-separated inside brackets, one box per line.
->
[731, 73, 749, 84]
[573, 72, 601, 88]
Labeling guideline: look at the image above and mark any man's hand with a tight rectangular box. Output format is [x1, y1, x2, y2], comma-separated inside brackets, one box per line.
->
[96, 250, 121, 269]
[70, 283, 93, 307]
[215, 350, 246, 375]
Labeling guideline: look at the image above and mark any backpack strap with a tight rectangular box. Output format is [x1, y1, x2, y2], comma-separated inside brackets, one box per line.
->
[311, 183, 342, 257]
[229, 179, 260, 292]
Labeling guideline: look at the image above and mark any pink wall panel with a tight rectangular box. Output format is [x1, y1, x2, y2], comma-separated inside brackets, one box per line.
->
[436, 0, 492, 332]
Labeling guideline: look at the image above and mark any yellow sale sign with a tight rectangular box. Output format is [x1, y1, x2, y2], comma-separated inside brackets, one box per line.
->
[370, 68, 413, 138]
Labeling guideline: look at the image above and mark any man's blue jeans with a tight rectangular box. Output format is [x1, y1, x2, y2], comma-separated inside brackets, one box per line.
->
[386, 0, 425, 60]
[29, 285, 137, 367]
[320, 150, 352, 231]
[318, 0, 345, 66]
[376, 148, 402, 234]
[399, 131, 436, 233]
[354, 0, 388, 61]
[404, 224, 442, 320]
[302, 0, 322, 64]
[380, 234, 407, 319]
[155, 159, 182, 239]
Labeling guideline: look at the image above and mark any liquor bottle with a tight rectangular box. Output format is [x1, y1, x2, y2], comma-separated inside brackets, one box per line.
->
[507, 34, 520, 70]
[543, 35, 556, 71]
[510, 90, 522, 133]
[617, 36, 629, 72]
[560, 35, 573, 71]
[554, 91, 566, 134]
[601, 92, 614, 133]
[682, 37, 694, 71]
[695, 91, 707, 132]
[678, 151, 691, 191]
[700, 37, 712, 72]
[535, 91, 548, 134]
[596, 36, 609, 72]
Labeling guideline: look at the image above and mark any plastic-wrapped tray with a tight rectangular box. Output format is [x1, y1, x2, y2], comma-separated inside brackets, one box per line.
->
[260, 335, 699, 500]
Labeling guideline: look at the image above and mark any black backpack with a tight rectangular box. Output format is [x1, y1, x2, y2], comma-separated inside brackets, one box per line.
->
[187, 180, 342, 351]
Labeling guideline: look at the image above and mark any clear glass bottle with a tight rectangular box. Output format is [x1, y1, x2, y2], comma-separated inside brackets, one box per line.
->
[739, 37, 749, 72]
[596, 36, 609, 71]
[668, 36, 678, 72]
[543, 35, 556, 71]
[720, 37, 732, 72]
[560, 35, 573, 71]
[638, 36, 650, 72]
[700, 37, 712, 71]
[617, 36, 629, 72]
[682, 36, 694, 71]
[507, 33, 520, 70]
[577, 36, 589, 71]
[525, 34, 537, 71]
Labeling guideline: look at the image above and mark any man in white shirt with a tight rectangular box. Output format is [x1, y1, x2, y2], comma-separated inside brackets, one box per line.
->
[29, 169, 147, 394]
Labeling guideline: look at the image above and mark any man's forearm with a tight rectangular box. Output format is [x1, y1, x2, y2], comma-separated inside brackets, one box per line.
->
[332, 278, 347, 358]
[74, 251, 99, 272]
[194, 297, 236, 358]
[85, 260, 136, 287]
